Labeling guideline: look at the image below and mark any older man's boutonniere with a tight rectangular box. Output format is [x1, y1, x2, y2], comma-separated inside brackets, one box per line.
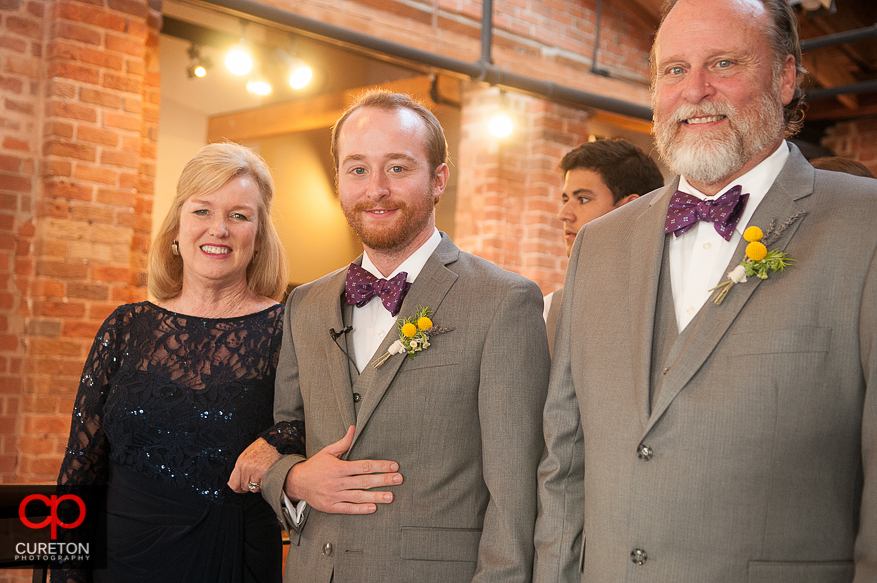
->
[371, 306, 454, 369]
[709, 212, 807, 305]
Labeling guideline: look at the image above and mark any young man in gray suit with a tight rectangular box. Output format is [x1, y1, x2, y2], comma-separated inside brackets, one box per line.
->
[535, 0, 877, 581]
[238, 91, 549, 582]
[545, 139, 663, 356]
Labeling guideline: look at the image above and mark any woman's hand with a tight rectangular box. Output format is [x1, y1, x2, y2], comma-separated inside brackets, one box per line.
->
[228, 437, 281, 493]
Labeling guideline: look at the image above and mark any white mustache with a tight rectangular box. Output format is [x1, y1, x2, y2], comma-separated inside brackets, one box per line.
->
[670, 102, 734, 125]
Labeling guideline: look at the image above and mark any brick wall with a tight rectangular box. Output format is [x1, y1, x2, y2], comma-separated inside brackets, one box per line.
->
[0, 0, 44, 486]
[821, 117, 877, 177]
[0, 0, 159, 486]
[0, 0, 654, 490]
[456, 84, 591, 294]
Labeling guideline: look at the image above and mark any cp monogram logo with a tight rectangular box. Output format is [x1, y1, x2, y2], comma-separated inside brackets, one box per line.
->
[18, 494, 86, 540]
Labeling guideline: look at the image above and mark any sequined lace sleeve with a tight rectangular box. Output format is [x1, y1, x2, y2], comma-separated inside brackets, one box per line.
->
[52, 307, 127, 583]
[259, 419, 305, 455]
[57, 307, 127, 488]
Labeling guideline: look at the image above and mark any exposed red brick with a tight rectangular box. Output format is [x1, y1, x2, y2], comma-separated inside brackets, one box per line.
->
[27, 337, 82, 357]
[73, 164, 118, 185]
[53, 2, 128, 33]
[100, 149, 138, 169]
[51, 20, 102, 46]
[35, 261, 88, 279]
[0, 74, 24, 94]
[107, 0, 148, 18]
[45, 60, 101, 85]
[92, 265, 129, 283]
[103, 112, 139, 131]
[80, 87, 123, 109]
[7, 15, 43, 40]
[0, 172, 32, 193]
[43, 120, 75, 139]
[42, 140, 97, 162]
[46, 100, 99, 123]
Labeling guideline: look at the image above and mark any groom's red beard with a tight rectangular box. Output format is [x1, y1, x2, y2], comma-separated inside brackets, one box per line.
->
[653, 89, 784, 186]
[342, 187, 435, 252]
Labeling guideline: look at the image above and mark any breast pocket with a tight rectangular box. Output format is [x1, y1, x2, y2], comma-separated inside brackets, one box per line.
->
[725, 327, 832, 357]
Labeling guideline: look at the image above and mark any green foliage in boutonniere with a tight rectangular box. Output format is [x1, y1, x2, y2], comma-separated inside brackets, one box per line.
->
[709, 213, 806, 305]
[371, 306, 454, 369]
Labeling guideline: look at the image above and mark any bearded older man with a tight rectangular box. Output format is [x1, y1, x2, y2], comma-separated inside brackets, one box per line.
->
[534, 0, 877, 582]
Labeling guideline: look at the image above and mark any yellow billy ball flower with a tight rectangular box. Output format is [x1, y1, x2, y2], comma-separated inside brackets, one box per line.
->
[746, 241, 768, 261]
[401, 322, 418, 338]
[743, 226, 763, 242]
[417, 316, 433, 331]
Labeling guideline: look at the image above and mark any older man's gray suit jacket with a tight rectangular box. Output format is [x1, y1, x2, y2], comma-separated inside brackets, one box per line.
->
[534, 145, 877, 582]
[263, 234, 550, 582]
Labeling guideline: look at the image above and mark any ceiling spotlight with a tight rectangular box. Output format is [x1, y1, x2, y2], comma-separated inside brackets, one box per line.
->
[276, 44, 313, 90]
[186, 44, 212, 79]
[226, 21, 253, 76]
[226, 43, 253, 76]
[289, 61, 313, 90]
[246, 78, 272, 96]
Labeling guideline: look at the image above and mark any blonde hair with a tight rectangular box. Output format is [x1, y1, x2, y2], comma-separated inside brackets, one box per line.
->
[149, 142, 289, 300]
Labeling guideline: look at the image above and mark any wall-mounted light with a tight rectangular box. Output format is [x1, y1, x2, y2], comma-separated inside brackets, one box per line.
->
[488, 91, 514, 138]
[186, 43, 212, 78]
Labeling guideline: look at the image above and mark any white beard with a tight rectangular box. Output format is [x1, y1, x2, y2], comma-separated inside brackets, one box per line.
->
[654, 91, 784, 186]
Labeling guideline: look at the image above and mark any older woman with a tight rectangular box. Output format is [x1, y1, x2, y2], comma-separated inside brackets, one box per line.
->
[54, 143, 303, 583]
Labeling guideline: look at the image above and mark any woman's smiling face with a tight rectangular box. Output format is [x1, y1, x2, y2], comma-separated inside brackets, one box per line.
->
[176, 174, 261, 291]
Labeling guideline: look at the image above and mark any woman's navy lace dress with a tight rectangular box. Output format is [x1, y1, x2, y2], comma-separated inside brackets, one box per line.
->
[54, 302, 304, 583]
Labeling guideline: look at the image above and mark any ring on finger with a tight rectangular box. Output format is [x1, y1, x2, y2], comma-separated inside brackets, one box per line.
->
[247, 481, 260, 491]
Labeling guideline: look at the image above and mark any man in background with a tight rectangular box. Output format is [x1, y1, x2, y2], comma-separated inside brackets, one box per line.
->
[545, 139, 663, 356]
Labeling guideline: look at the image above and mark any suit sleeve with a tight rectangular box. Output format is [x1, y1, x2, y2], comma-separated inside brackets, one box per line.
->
[474, 277, 550, 583]
[856, 244, 877, 581]
[533, 233, 586, 583]
[262, 289, 308, 535]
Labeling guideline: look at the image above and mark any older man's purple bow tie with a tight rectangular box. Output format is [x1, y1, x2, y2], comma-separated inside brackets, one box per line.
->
[664, 185, 749, 242]
[344, 263, 411, 316]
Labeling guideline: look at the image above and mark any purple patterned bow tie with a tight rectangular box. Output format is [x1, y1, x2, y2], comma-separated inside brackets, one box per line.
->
[344, 263, 411, 316]
[664, 185, 749, 242]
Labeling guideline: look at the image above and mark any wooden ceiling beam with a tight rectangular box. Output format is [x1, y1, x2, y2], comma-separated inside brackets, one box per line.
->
[207, 75, 459, 143]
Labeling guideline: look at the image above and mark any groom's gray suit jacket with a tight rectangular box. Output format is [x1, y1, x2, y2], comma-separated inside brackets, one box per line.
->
[264, 233, 550, 582]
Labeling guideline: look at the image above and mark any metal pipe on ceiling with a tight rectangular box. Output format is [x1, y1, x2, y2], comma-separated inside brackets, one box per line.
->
[800, 23, 877, 52]
[198, 0, 653, 121]
[805, 78, 877, 101]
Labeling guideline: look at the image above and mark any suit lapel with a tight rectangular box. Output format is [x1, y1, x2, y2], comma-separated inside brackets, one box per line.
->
[629, 180, 679, 427]
[645, 146, 814, 433]
[323, 267, 357, 431]
[350, 235, 460, 448]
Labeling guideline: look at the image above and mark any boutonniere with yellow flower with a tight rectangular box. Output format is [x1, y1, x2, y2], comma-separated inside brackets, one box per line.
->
[372, 306, 454, 369]
[709, 212, 807, 305]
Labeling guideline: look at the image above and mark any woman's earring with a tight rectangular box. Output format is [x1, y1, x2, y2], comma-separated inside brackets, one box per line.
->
[171, 241, 180, 256]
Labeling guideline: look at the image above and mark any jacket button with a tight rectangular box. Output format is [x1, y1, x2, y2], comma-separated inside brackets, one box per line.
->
[322, 542, 333, 556]
[637, 444, 654, 461]
[353, 393, 361, 403]
[630, 548, 648, 565]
